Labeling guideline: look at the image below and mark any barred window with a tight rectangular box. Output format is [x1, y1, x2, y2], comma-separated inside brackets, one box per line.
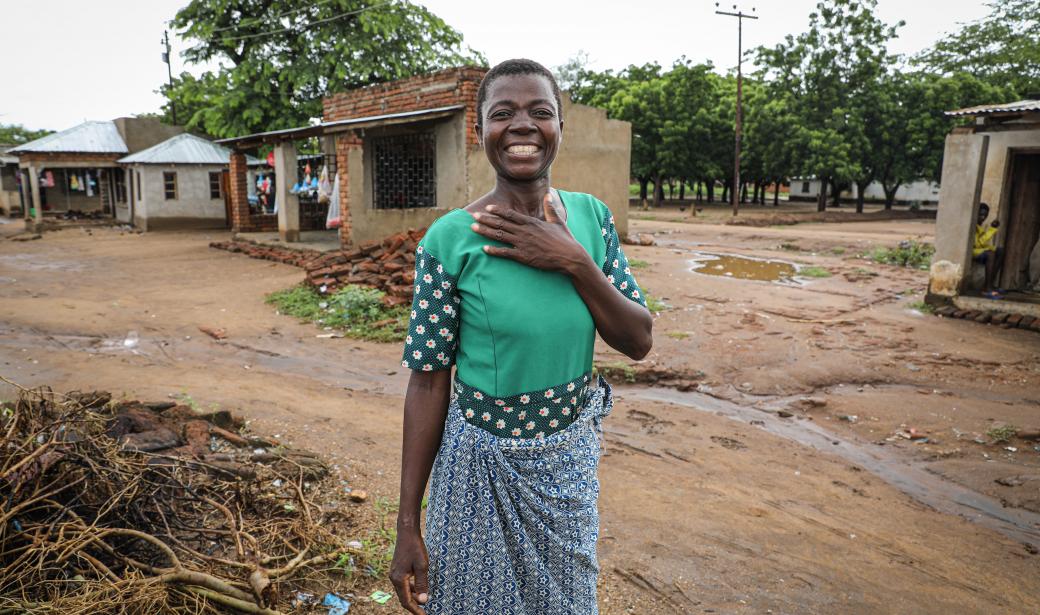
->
[371, 133, 436, 210]
[163, 172, 177, 200]
[209, 172, 222, 199]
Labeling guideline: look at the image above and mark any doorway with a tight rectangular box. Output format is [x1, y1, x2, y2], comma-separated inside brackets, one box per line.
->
[999, 153, 1040, 297]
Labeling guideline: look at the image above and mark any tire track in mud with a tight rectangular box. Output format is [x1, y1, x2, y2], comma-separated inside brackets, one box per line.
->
[619, 386, 1040, 551]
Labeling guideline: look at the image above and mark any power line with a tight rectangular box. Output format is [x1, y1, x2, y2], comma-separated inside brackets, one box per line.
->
[209, 0, 337, 33]
[212, 1, 395, 43]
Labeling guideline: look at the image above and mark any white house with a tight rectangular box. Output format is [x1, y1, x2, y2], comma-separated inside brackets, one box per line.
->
[789, 178, 940, 204]
[118, 134, 251, 231]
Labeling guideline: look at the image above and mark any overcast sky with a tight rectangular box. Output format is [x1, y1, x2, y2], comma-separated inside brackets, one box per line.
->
[4, 1, 992, 132]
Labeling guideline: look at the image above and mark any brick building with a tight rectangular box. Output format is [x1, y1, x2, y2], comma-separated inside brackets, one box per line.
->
[219, 66, 631, 247]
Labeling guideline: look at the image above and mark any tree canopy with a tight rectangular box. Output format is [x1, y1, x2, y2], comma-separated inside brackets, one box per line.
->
[165, 0, 484, 138]
[917, 0, 1040, 98]
[0, 124, 53, 146]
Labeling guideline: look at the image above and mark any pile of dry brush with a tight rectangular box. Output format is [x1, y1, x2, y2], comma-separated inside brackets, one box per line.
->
[0, 383, 371, 614]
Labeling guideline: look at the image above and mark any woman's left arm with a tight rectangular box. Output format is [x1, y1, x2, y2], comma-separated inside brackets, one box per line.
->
[473, 195, 653, 360]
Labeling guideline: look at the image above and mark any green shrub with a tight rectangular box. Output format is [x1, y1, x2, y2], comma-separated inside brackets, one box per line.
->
[628, 259, 651, 269]
[869, 240, 935, 270]
[267, 284, 408, 342]
[986, 424, 1018, 444]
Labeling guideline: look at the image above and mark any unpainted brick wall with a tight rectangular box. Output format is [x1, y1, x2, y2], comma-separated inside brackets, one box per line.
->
[323, 66, 486, 148]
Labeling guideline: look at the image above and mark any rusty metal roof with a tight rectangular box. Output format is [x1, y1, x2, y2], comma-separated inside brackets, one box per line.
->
[946, 100, 1040, 117]
[9, 121, 128, 154]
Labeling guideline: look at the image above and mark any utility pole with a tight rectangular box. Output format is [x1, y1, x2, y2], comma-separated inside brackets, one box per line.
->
[715, 3, 757, 217]
[162, 30, 177, 125]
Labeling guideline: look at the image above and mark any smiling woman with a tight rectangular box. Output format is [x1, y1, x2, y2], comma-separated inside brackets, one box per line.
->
[389, 59, 653, 615]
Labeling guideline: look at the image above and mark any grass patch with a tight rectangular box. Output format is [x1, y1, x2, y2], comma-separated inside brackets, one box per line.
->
[644, 292, 670, 312]
[779, 242, 802, 251]
[797, 266, 832, 278]
[595, 361, 637, 384]
[266, 284, 408, 342]
[665, 331, 690, 340]
[831, 246, 846, 255]
[628, 259, 651, 269]
[906, 300, 934, 313]
[869, 240, 935, 270]
[986, 424, 1018, 444]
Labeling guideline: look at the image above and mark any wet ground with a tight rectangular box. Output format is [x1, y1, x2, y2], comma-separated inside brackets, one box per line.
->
[2, 209, 1039, 614]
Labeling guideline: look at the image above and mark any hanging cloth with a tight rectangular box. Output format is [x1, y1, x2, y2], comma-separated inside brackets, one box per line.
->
[318, 165, 332, 204]
[85, 171, 94, 197]
[70, 174, 80, 191]
[326, 173, 341, 229]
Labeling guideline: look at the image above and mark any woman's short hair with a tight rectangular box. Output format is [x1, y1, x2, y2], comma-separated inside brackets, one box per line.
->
[476, 59, 563, 127]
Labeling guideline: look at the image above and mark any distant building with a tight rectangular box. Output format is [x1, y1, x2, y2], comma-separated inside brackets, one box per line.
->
[789, 178, 940, 204]
[0, 146, 20, 217]
[118, 133, 258, 231]
[929, 99, 1040, 317]
[9, 118, 183, 228]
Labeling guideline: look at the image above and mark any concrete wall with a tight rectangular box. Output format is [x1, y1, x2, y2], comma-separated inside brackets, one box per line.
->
[113, 117, 185, 155]
[465, 97, 632, 237]
[929, 132, 990, 297]
[132, 163, 227, 231]
[349, 113, 468, 245]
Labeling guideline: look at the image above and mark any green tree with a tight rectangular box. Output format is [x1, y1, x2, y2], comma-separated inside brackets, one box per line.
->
[918, 0, 1040, 98]
[165, 0, 484, 138]
[0, 124, 53, 146]
[757, 0, 901, 212]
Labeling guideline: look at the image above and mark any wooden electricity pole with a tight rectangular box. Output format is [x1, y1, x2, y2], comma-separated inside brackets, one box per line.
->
[162, 30, 177, 125]
[715, 3, 757, 217]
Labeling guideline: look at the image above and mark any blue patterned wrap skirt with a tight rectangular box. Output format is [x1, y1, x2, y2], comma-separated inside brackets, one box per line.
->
[422, 376, 614, 615]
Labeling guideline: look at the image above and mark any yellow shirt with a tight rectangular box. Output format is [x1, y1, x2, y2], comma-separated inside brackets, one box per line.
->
[973, 224, 997, 257]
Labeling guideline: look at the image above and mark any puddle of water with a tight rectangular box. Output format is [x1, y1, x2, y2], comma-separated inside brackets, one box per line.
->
[623, 386, 1040, 550]
[689, 252, 798, 283]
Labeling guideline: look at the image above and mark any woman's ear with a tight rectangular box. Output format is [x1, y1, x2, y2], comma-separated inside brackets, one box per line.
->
[474, 122, 483, 148]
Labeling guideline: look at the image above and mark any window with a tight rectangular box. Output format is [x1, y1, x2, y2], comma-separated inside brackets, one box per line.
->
[371, 132, 436, 210]
[136, 171, 141, 198]
[163, 172, 177, 200]
[209, 171, 222, 199]
[801, 181, 810, 193]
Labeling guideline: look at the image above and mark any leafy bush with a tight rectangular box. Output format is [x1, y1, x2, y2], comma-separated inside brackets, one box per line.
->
[869, 240, 935, 270]
[986, 424, 1018, 444]
[267, 284, 408, 342]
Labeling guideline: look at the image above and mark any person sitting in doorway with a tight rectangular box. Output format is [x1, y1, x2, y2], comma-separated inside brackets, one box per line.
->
[973, 202, 1004, 299]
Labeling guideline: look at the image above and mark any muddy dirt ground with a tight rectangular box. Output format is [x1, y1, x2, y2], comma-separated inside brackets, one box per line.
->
[1, 207, 1038, 614]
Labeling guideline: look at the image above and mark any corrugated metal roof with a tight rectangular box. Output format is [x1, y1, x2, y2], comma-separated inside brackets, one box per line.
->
[216, 105, 465, 146]
[9, 121, 128, 154]
[946, 100, 1040, 117]
[118, 133, 236, 165]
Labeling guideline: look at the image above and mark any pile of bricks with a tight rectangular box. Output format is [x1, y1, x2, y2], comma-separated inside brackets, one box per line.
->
[305, 229, 425, 306]
[209, 239, 322, 268]
[934, 306, 1040, 334]
[210, 228, 426, 306]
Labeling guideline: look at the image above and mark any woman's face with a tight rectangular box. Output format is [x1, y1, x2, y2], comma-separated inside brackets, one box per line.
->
[476, 73, 563, 182]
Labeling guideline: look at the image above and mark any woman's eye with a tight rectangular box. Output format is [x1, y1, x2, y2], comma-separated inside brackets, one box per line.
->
[491, 110, 511, 119]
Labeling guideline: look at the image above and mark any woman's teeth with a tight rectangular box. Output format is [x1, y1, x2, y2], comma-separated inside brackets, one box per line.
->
[507, 145, 538, 155]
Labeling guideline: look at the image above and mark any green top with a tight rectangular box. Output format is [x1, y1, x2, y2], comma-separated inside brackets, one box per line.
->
[401, 190, 645, 438]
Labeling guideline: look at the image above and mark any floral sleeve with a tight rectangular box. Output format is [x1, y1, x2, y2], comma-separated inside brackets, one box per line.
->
[401, 245, 460, 371]
[601, 213, 647, 307]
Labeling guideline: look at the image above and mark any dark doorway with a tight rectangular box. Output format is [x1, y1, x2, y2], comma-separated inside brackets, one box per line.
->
[1000, 153, 1040, 293]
